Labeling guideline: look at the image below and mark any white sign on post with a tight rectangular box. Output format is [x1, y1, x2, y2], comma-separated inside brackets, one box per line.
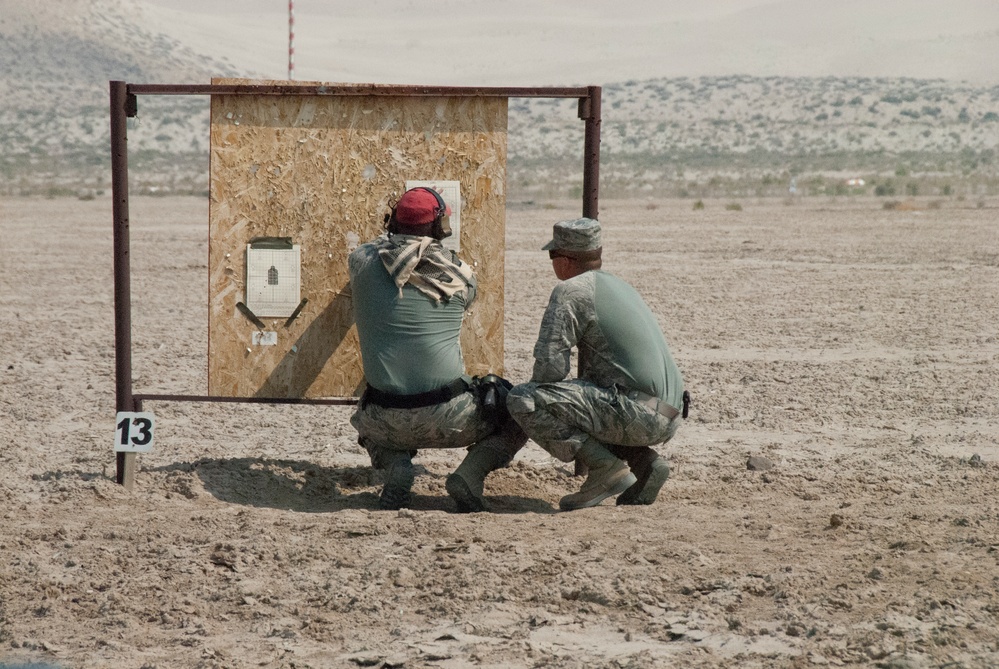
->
[114, 412, 156, 453]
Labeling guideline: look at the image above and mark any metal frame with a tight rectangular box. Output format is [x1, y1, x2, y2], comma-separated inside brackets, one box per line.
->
[110, 80, 602, 487]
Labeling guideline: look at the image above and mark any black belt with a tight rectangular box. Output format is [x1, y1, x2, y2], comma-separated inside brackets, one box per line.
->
[362, 378, 469, 409]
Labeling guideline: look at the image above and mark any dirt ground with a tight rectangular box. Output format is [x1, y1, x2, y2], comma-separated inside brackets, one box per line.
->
[1, 194, 997, 669]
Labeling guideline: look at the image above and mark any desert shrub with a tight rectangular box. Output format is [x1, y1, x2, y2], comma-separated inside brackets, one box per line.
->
[725, 203, 743, 211]
[692, 200, 705, 210]
[44, 186, 74, 199]
[875, 182, 897, 197]
[882, 200, 901, 210]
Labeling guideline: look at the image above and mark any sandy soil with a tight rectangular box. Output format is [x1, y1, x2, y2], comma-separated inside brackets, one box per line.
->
[1, 195, 998, 668]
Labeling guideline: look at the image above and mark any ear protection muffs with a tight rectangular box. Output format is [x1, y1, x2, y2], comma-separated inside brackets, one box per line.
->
[418, 187, 448, 222]
[432, 195, 452, 240]
[419, 187, 452, 240]
[384, 187, 452, 240]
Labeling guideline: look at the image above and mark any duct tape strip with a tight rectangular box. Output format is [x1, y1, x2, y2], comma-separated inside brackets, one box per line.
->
[236, 302, 267, 329]
[284, 298, 308, 327]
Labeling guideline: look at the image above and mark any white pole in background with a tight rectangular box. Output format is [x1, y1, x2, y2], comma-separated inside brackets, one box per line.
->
[288, 0, 295, 80]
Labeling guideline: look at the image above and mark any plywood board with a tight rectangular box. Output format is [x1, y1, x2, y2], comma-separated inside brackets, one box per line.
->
[207, 79, 508, 398]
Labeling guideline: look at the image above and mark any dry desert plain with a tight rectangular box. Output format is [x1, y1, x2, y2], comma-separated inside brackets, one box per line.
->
[1, 195, 998, 668]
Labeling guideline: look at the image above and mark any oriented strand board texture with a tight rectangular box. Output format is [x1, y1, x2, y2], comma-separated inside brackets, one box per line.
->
[208, 79, 508, 398]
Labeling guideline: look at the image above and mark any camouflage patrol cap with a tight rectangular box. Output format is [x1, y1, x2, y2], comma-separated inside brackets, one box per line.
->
[541, 218, 602, 254]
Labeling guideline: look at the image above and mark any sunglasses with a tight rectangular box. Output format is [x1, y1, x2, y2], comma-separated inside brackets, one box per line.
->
[548, 250, 571, 260]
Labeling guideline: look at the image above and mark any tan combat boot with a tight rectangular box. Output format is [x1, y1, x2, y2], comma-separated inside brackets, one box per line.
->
[611, 445, 671, 506]
[559, 440, 637, 511]
[446, 444, 507, 513]
[379, 450, 415, 510]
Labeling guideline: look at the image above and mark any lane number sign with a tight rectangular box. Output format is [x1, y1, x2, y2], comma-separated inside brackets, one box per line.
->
[114, 412, 156, 453]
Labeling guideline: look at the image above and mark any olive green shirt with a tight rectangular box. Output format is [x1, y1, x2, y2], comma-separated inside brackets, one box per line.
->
[531, 270, 684, 410]
[348, 238, 476, 394]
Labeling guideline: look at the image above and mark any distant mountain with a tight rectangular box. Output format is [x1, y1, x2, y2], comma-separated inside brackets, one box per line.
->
[0, 0, 243, 195]
[510, 76, 999, 198]
[0, 0, 240, 104]
[1, 0, 998, 198]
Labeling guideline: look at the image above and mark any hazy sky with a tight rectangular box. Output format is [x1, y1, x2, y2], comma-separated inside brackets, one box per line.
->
[139, 0, 999, 85]
[143, 0, 781, 20]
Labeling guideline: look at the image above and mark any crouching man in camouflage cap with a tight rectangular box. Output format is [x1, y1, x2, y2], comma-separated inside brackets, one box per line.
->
[508, 218, 687, 511]
[348, 187, 527, 511]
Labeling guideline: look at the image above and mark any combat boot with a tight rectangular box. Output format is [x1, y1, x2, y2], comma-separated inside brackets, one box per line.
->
[610, 445, 671, 506]
[379, 450, 415, 510]
[559, 440, 637, 511]
[446, 445, 507, 513]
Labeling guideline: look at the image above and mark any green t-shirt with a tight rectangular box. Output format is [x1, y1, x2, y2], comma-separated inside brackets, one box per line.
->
[348, 238, 475, 394]
[531, 270, 683, 410]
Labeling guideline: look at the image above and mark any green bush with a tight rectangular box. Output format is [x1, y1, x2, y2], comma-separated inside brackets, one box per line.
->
[875, 182, 896, 197]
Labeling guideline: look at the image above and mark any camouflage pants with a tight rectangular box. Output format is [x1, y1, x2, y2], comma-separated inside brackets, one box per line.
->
[350, 379, 527, 468]
[507, 379, 680, 462]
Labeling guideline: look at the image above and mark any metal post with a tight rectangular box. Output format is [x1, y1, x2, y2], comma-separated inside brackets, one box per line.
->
[575, 86, 602, 477]
[580, 85, 601, 220]
[288, 0, 295, 80]
[110, 80, 137, 488]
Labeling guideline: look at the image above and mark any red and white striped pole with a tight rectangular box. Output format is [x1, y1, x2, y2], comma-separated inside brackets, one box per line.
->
[288, 0, 295, 80]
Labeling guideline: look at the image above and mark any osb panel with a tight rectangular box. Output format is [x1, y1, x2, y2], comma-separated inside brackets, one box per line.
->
[208, 79, 507, 398]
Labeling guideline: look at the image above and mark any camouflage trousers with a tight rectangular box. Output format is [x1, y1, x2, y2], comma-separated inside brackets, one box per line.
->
[507, 379, 680, 462]
[350, 379, 527, 468]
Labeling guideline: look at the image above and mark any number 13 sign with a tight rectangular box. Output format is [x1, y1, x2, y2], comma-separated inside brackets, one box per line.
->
[114, 412, 156, 453]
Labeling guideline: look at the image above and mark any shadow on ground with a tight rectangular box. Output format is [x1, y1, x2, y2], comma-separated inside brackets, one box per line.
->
[151, 457, 558, 515]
